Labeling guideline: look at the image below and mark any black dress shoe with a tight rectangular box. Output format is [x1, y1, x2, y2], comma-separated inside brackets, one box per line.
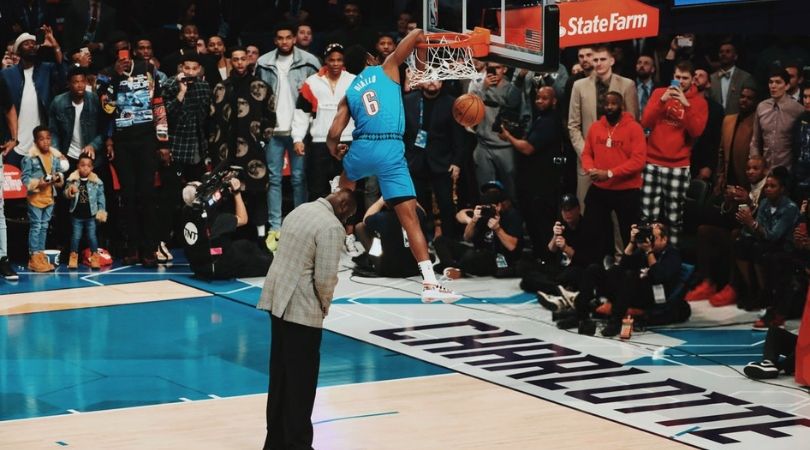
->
[601, 320, 621, 337]
[0, 256, 19, 281]
[556, 316, 579, 330]
[578, 319, 596, 336]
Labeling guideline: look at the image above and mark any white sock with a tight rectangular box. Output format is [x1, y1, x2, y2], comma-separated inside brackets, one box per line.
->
[418, 260, 437, 285]
[257, 225, 265, 237]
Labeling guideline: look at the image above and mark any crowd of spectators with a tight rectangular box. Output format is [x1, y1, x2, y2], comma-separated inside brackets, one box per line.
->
[0, 1, 808, 338]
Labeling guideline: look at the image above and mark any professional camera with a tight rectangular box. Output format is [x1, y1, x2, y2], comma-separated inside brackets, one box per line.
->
[635, 222, 654, 245]
[194, 165, 245, 208]
[479, 204, 497, 220]
[492, 110, 527, 139]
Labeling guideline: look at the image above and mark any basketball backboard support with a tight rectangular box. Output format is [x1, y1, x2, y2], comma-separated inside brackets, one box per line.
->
[424, 0, 560, 72]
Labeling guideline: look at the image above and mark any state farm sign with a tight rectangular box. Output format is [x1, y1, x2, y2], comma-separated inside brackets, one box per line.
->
[558, 0, 659, 48]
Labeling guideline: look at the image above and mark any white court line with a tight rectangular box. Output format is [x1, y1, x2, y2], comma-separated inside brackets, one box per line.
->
[66, 409, 80, 414]
[79, 264, 132, 286]
[214, 285, 258, 295]
[178, 397, 193, 402]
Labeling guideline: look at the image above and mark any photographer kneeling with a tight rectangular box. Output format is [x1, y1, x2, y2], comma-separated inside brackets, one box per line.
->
[559, 222, 689, 336]
[433, 186, 523, 277]
[182, 169, 273, 279]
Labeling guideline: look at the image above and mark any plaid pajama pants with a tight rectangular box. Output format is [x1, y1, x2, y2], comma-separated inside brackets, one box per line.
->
[640, 163, 690, 245]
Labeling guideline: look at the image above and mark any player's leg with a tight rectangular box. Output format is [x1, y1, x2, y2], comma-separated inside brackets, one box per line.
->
[336, 171, 356, 192]
[377, 154, 461, 303]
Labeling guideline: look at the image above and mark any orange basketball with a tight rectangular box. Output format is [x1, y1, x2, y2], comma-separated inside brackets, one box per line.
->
[452, 93, 485, 128]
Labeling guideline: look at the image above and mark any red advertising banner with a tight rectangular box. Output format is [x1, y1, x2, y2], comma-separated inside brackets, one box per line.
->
[2, 164, 26, 200]
[558, 0, 660, 48]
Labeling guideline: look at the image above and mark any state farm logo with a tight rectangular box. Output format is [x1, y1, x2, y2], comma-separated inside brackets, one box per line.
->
[560, 13, 649, 37]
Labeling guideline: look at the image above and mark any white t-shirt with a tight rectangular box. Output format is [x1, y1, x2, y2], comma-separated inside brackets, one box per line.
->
[274, 53, 294, 132]
[68, 100, 85, 159]
[16, 67, 41, 156]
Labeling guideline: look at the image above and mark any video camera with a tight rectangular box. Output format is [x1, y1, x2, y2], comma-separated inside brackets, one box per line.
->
[194, 165, 245, 208]
[492, 110, 527, 139]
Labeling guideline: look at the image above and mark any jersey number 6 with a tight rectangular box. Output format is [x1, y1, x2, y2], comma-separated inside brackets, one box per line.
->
[361, 91, 380, 116]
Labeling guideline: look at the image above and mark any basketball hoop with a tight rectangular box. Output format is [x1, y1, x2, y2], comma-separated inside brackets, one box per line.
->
[406, 28, 490, 88]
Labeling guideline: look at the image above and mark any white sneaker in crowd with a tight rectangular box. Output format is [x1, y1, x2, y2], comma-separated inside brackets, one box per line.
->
[156, 241, 173, 263]
[344, 234, 362, 257]
[329, 175, 341, 194]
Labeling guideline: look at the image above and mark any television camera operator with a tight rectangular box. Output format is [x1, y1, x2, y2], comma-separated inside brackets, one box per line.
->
[182, 166, 273, 279]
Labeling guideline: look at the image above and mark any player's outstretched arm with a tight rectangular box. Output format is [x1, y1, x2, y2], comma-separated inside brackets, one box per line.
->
[383, 28, 425, 83]
[327, 97, 351, 159]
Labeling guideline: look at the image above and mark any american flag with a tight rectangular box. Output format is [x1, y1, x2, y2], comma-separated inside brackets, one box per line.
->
[524, 29, 542, 52]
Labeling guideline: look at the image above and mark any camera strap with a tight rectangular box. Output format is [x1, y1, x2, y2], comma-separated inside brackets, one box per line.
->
[37, 155, 52, 177]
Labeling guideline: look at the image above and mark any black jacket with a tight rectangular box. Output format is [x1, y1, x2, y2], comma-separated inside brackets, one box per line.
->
[403, 91, 466, 176]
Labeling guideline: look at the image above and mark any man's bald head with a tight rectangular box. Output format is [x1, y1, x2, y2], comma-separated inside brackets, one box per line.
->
[327, 189, 357, 224]
[535, 86, 557, 111]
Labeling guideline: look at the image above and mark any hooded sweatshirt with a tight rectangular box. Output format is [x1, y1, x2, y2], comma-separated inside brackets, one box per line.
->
[642, 84, 708, 167]
[581, 111, 647, 190]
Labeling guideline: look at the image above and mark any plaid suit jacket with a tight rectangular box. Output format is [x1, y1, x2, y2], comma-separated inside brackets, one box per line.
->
[257, 198, 345, 328]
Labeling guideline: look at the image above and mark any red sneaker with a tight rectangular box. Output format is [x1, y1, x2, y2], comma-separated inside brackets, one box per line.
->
[595, 302, 612, 316]
[708, 284, 737, 307]
[752, 311, 785, 331]
[686, 280, 716, 301]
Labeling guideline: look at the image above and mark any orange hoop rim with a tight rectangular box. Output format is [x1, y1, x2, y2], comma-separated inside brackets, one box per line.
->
[415, 28, 490, 57]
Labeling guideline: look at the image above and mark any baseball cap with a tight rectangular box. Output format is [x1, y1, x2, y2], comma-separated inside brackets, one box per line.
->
[480, 189, 505, 205]
[560, 193, 580, 210]
[13, 33, 36, 53]
[480, 180, 505, 193]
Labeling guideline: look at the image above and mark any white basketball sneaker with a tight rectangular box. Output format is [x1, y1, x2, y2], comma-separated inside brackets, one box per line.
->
[421, 283, 462, 303]
[329, 175, 341, 194]
[344, 234, 362, 257]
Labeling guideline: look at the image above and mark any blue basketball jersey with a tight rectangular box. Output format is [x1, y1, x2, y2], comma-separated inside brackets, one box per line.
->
[345, 66, 404, 139]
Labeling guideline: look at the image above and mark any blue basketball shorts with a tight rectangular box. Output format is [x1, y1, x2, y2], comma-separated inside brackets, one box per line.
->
[342, 139, 416, 201]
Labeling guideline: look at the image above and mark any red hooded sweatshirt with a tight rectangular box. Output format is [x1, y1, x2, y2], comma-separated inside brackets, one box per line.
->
[641, 84, 708, 167]
[581, 111, 647, 190]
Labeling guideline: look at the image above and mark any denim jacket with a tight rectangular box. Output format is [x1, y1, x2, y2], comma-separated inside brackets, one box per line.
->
[255, 47, 320, 116]
[746, 195, 800, 248]
[48, 91, 105, 167]
[64, 170, 106, 218]
[0, 62, 65, 122]
[21, 146, 66, 197]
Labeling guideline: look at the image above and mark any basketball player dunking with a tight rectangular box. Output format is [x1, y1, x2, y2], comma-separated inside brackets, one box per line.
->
[327, 29, 461, 303]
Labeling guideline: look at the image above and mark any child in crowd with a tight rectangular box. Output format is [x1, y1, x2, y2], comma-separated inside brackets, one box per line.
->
[21, 126, 67, 272]
[64, 154, 107, 269]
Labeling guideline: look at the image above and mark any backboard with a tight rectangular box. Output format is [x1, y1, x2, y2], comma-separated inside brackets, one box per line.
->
[424, 0, 560, 72]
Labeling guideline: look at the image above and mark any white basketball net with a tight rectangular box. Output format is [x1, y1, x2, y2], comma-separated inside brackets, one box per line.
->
[406, 35, 479, 88]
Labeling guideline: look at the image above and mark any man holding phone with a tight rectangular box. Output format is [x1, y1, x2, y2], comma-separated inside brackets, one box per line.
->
[469, 62, 522, 200]
[640, 60, 708, 245]
[1, 28, 64, 168]
[102, 41, 163, 267]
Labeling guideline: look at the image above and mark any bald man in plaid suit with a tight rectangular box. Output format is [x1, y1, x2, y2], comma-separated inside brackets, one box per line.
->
[257, 189, 356, 450]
